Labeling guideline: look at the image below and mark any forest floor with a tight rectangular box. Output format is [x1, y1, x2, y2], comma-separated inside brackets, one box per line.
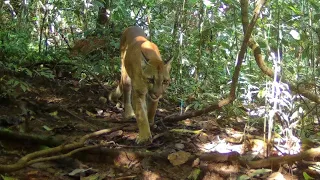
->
[0, 75, 314, 180]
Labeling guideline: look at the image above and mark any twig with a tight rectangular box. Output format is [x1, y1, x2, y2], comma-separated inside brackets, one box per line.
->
[63, 108, 98, 130]
[28, 145, 101, 164]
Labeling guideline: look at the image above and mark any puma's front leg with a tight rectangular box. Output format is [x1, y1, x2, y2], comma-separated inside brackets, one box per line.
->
[132, 90, 152, 143]
[122, 74, 135, 119]
[147, 96, 159, 125]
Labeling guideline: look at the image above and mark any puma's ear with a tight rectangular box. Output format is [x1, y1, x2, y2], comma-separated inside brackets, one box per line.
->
[141, 51, 150, 68]
[165, 56, 173, 71]
[165, 56, 173, 64]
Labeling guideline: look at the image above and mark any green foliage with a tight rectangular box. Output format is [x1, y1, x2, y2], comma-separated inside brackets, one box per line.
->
[303, 172, 315, 180]
[1, 174, 18, 180]
[0, 0, 318, 137]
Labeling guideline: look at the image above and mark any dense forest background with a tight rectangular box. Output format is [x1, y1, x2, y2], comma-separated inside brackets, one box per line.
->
[0, 0, 319, 179]
[1, 0, 318, 132]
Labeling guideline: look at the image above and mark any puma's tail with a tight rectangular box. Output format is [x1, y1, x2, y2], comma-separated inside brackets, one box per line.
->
[109, 28, 127, 103]
[108, 85, 122, 103]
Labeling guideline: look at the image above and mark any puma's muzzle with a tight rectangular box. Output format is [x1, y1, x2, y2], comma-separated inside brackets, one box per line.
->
[148, 93, 162, 102]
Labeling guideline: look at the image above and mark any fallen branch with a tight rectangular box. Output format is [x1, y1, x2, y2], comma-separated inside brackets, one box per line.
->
[28, 145, 101, 165]
[0, 125, 126, 173]
[240, 146, 320, 169]
[74, 146, 239, 164]
[77, 145, 320, 169]
[0, 128, 61, 147]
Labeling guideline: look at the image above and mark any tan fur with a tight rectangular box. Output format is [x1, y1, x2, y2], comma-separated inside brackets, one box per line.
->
[70, 37, 107, 57]
[109, 26, 172, 143]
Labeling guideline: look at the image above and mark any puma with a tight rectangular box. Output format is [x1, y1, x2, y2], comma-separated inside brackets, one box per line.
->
[109, 26, 172, 143]
[70, 37, 107, 57]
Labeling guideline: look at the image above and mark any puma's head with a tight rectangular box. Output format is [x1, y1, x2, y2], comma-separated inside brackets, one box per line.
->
[140, 41, 172, 101]
[142, 59, 172, 101]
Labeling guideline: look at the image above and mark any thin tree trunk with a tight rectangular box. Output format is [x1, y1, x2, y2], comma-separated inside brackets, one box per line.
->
[164, 0, 267, 122]
[195, 2, 204, 80]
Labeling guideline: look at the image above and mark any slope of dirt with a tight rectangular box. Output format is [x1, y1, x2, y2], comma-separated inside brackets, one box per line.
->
[0, 76, 313, 180]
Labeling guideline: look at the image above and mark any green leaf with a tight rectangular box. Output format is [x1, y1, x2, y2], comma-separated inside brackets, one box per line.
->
[25, 69, 33, 77]
[38, 145, 50, 150]
[303, 172, 315, 180]
[6, 79, 14, 85]
[250, 169, 272, 177]
[1, 175, 18, 180]
[238, 174, 250, 180]
[288, 5, 302, 15]
[13, 80, 19, 87]
[93, 0, 105, 8]
[314, 14, 320, 22]
[187, 168, 201, 180]
[49, 111, 58, 117]
[49, 111, 60, 119]
[20, 83, 28, 92]
[81, 73, 87, 79]
[43, 125, 53, 131]
[257, 88, 266, 99]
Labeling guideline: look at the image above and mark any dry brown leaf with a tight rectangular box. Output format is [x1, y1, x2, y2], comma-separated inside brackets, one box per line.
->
[167, 151, 191, 166]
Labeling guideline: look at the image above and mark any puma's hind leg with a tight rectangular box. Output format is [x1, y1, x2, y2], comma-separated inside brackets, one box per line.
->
[122, 74, 135, 119]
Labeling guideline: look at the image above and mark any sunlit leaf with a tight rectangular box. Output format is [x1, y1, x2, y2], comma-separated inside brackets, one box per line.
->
[81, 73, 87, 79]
[49, 111, 58, 116]
[49, 111, 59, 119]
[43, 125, 53, 131]
[288, 6, 302, 15]
[238, 174, 250, 180]
[69, 168, 93, 176]
[291, 111, 299, 120]
[203, 0, 214, 7]
[167, 151, 191, 166]
[290, 30, 300, 40]
[257, 88, 266, 99]
[86, 110, 96, 117]
[187, 168, 201, 180]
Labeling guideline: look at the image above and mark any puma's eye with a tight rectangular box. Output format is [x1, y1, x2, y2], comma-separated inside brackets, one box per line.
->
[163, 80, 169, 85]
[148, 78, 155, 84]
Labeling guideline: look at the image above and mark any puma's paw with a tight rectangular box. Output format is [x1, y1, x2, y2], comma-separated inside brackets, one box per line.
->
[108, 86, 122, 103]
[148, 118, 155, 125]
[124, 111, 135, 120]
[135, 132, 152, 144]
[124, 104, 135, 120]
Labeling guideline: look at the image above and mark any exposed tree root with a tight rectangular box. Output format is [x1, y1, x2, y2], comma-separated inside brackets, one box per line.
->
[239, 147, 320, 169]
[2, 125, 318, 173]
[75, 145, 320, 170]
[0, 128, 61, 147]
[0, 125, 126, 173]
